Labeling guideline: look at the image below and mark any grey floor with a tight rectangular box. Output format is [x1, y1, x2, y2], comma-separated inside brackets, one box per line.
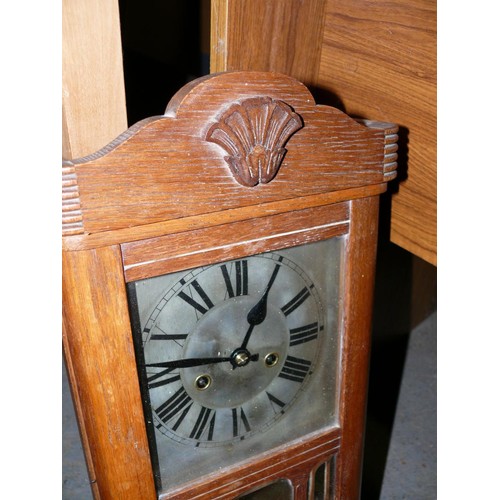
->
[62, 245, 437, 499]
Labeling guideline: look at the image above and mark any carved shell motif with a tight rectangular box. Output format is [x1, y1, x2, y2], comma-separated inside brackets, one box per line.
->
[206, 97, 303, 187]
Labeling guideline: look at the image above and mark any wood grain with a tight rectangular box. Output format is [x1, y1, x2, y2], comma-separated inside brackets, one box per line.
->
[316, 0, 436, 264]
[62, 0, 128, 159]
[210, 0, 327, 86]
[62, 245, 156, 499]
[62, 184, 386, 252]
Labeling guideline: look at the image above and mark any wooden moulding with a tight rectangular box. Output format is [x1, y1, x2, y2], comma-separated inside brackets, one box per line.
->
[61, 71, 397, 245]
[121, 202, 349, 282]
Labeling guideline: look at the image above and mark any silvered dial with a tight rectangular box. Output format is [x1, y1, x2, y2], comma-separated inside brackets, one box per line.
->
[141, 252, 324, 448]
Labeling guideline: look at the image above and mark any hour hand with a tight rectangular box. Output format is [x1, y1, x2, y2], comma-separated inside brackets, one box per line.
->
[241, 259, 282, 349]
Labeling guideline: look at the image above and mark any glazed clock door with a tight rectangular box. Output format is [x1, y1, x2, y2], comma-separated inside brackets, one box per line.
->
[127, 236, 344, 495]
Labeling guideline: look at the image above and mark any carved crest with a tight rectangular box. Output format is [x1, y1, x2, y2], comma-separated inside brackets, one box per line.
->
[206, 97, 303, 187]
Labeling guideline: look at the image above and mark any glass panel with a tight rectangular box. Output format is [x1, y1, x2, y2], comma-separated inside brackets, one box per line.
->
[308, 456, 336, 499]
[238, 479, 293, 499]
[127, 236, 344, 494]
[312, 462, 326, 500]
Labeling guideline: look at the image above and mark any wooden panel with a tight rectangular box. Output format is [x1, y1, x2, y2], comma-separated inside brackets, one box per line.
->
[62, 72, 395, 237]
[62, 0, 128, 159]
[211, 0, 327, 86]
[62, 246, 156, 499]
[316, 0, 436, 264]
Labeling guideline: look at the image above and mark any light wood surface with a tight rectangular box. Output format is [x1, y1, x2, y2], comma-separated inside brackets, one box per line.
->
[316, 0, 436, 264]
[210, 0, 327, 86]
[62, 0, 128, 159]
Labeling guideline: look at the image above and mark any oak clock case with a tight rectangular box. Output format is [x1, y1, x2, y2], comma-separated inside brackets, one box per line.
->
[128, 236, 343, 494]
[61, 70, 398, 500]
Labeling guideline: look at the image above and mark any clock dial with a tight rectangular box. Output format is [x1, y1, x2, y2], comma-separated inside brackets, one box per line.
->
[129, 236, 343, 493]
[142, 252, 323, 447]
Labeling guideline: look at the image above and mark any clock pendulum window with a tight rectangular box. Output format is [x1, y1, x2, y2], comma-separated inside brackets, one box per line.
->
[62, 71, 398, 500]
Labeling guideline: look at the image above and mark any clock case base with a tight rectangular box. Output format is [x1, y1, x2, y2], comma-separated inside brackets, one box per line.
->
[62, 71, 396, 499]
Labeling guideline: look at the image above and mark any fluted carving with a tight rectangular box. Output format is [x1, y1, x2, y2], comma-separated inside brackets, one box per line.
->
[206, 97, 303, 187]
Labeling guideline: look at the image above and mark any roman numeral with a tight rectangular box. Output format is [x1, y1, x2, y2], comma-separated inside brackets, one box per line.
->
[221, 260, 249, 298]
[147, 369, 181, 389]
[289, 322, 320, 346]
[155, 387, 193, 429]
[266, 391, 286, 414]
[281, 287, 311, 316]
[232, 407, 251, 438]
[178, 279, 214, 315]
[150, 333, 188, 342]
[149, 325, 188, 345]
[279, 355, 312, 383]
[190, 406, 216, 441]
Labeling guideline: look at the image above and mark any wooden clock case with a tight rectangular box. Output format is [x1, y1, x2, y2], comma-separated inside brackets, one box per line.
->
[62, 71, 397, 499]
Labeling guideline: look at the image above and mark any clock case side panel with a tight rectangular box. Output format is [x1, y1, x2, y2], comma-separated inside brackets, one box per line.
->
[334, 196, 380, 500]
[62, 245, 157, 500]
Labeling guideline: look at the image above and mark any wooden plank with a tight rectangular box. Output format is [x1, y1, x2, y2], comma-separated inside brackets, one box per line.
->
[210, 0, 327, 86]
[316, 0, 437, 264]
[62, 185, 385, 252]
[62, 0, 128, 159]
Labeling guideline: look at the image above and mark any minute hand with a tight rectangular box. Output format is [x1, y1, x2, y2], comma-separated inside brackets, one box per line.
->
[145, 356, 233, 369]
[240, 259, 282, 350]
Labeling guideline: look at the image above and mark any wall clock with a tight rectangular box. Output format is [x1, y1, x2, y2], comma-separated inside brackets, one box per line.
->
[62, 71, 398, 499]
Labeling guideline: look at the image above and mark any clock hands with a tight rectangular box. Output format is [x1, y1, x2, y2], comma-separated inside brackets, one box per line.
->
[240, 259, 282, 351]
[147, 259, 282, 374]
[146, 351, 259, 370]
